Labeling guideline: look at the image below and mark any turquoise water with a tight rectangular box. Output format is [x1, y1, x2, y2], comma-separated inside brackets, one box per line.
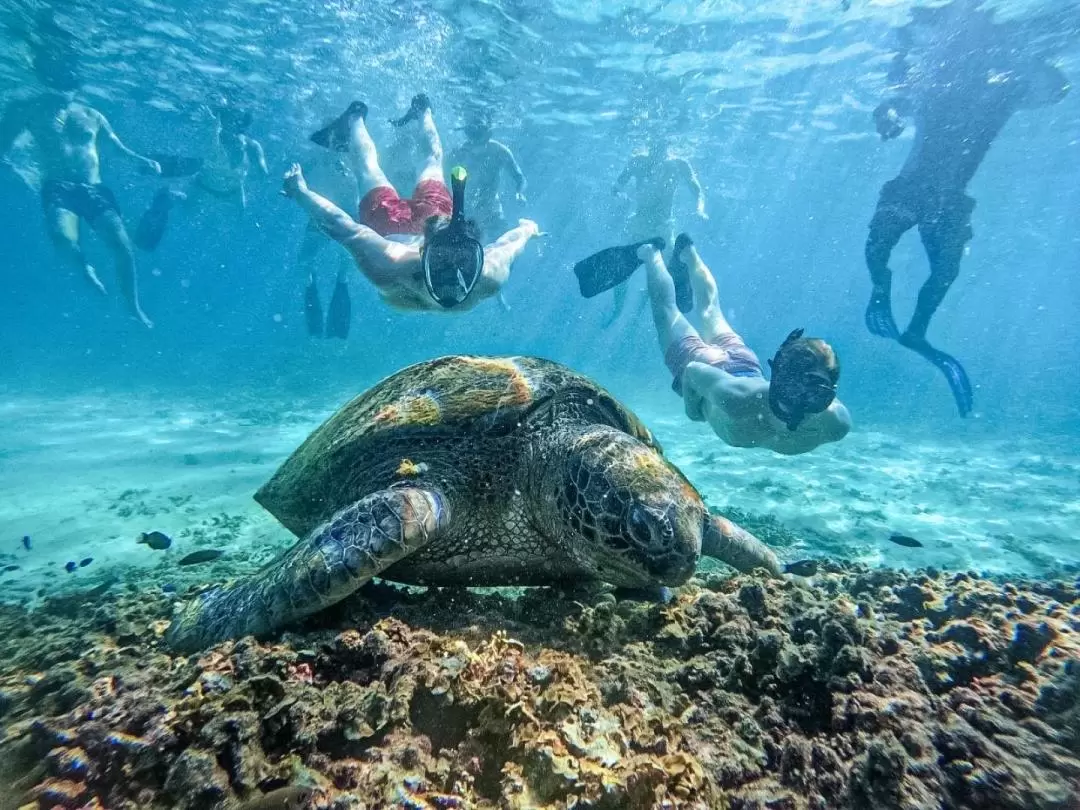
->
[2, 0, 1079, 616]
[1, 1, 1079, 806]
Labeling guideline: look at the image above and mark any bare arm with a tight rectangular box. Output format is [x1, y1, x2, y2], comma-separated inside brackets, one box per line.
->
[676, 158, 706, 216]
[95, 111, 159, 173]
[478, 219, 539, 293]
[282, 163, 412, 284]
[767, 401, 852, 456]
[246, 137, 269, 175]
[681, 362, 728, 423]
[494, 141, 526, 197]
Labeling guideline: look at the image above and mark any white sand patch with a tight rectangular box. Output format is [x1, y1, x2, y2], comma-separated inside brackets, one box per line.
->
[1, 395, 1077, 605]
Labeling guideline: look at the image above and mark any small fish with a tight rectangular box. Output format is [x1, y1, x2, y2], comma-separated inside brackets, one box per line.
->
[237, 786, 315, 810]
[138, 531, 172, 551]
[785, 559, 819, 577]
[2, 564, 19, 573]
[887, 534, 923, 548]
[21, 535, 31, 551]
[79, 557, 93, 568]
[178, 549, 225, 566]
[64, 561, 77, 573]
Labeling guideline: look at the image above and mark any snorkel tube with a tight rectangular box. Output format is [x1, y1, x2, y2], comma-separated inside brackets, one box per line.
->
[422, 166, 485, 309]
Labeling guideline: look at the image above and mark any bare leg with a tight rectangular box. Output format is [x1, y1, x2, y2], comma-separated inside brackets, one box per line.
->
[682, 244, 734, 342]
[348, 116, 392, 198]
[642, 245, 698, 354]
[45, 208, 106, 295]
[413, 107, 444, 185]
[92, 211, 153, 329]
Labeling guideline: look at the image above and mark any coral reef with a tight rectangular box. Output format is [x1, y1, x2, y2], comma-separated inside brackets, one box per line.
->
[1, 564, 1078, 810]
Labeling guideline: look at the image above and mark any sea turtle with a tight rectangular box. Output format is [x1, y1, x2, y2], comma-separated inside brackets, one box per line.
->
[167, 356, 783, 652]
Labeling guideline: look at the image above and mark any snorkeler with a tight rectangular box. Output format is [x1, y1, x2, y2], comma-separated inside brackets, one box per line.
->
[287, 96, 539, 312]
[587, 237, 848, 455]
[606, 134, 706, 327]
[449, 113, 528, 311]
[864, 0, 1070, 416]
[134, 95, 269, 252]
[0, 31, 159, 328]
[449, 114, 527, 239]
[294, 150, 358, 339]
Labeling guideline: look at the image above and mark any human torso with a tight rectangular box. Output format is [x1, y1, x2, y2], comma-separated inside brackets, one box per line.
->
[629, 156, 683, 230]
[899, 45, 1027, 193]
[703, 374, 842, 455]
[455, 140, 506, 216]
[21, 97, 103, 184]
[196, 130, 249, 196]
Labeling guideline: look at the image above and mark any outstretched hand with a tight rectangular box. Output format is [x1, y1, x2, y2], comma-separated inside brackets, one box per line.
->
[518, 218, 545, 238]
[139, 157, 162, 176]
[281, 163, 308, 198]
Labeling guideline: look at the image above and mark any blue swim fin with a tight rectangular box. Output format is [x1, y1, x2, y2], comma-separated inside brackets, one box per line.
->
[574, 238, 666, 299]
[899, 334, 973, 417]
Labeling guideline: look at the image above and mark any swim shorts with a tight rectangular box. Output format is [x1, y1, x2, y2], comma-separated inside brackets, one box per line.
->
[665, 332, 763, 396]
[41, 180, 119, 223]
[872, 176, 975, 239]
[359, 180, 453, 237]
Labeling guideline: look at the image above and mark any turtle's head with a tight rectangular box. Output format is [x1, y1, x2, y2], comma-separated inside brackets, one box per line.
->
[557, 427, 703, 587]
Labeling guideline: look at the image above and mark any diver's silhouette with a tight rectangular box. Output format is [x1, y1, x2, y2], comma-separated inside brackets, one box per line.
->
[864, 0, 1070, 416]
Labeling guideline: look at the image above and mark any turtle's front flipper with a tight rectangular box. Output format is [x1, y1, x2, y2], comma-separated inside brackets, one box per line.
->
[702, 514, 783, 578]
[167, 487, 449, 653]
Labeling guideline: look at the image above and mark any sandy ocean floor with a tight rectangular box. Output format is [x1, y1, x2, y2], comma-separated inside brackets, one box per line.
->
[1, 392, 1078, 605]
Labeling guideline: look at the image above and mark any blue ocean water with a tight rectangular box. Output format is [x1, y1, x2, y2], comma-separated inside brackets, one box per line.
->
[0, 0, 1078, 587]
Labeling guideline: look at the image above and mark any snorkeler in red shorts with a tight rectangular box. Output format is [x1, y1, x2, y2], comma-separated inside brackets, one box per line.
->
[288, 95, 540, 313]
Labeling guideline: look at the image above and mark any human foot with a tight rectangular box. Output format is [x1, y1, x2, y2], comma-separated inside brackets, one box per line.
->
[390, 93, 431, 127]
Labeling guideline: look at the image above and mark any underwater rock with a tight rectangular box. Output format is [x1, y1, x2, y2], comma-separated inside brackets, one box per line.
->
[0, 562, 1077, 809]
[164, 748, 231, 809]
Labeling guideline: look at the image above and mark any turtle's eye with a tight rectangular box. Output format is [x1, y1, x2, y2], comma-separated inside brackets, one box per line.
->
[627, 504, 654, 548]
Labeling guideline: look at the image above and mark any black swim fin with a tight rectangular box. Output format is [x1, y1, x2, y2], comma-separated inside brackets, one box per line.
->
[668, 233, 695, 313]
[326, 279, 351, 340]
[305, 281, 323, 337]
[573, 237, 666, 299]
[865, 293, 900, 339]
[899, 334, 973, 417]
[148, 153, 203, 179]
[310, 102, 368, 151]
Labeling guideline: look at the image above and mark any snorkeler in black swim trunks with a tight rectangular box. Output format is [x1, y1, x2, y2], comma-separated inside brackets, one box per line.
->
[0, 19, 160, 328]
[864, 0, 1070, 416]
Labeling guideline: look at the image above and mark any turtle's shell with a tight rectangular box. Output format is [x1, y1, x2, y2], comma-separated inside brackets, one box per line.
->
[255, 355, 658, 537]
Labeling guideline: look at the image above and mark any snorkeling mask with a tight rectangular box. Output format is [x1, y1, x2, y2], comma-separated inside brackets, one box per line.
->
[422, 166, 484, 309]
[767, 329, 839, 431]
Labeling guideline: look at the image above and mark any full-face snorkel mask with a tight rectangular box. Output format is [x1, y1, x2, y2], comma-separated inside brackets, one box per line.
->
[422, 166, 484, 309]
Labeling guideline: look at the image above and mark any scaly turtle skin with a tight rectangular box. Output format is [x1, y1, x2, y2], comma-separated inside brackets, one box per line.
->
[167, 355, 782, 652]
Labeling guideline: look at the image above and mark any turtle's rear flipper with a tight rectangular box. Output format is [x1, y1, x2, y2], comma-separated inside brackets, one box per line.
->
[166, 487, 450, 653]
[703, 514, 783, 578]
